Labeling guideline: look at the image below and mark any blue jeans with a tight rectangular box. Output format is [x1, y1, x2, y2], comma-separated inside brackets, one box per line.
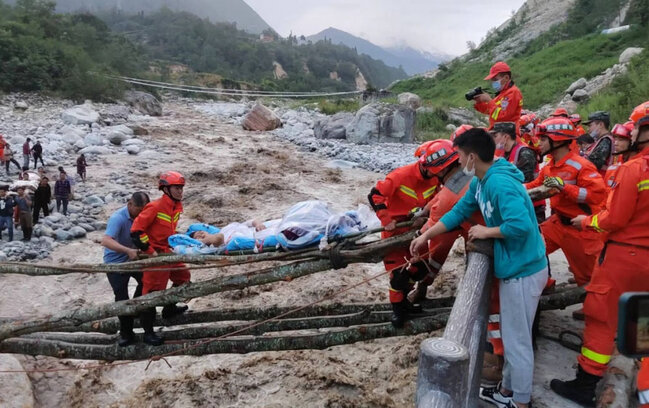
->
[0, 216, 13, 241]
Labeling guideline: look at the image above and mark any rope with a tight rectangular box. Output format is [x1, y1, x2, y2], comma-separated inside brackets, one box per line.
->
[0, 244, 434, 374]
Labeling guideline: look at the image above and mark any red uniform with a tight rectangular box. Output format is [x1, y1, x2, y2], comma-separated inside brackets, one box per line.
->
[474, 82, 523, 130]
[369, 162, 439, 303]
[575, 152, 649, 376]
[131, 194, 190, 294]
[525, 151, 607, 285]
[639, 358, 649, 407]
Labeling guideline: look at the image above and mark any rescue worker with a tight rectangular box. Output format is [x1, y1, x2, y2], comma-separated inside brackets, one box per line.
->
[550, 108, 569, 118]
[519, 113, 541, 153]
[492, 122, 545, 223]
[550, 114, 649, 407]
[368, 147, 442, 327]
[473, 61, 523, 129]
[524, 117, 607, 287]
[584, 111, 614, 175]
[570, 113, 587, 136]
[604, 121, 635, 189]
[131, 171, 191, 346]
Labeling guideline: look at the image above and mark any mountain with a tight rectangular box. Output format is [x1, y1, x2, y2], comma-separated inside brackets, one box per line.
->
[4, 0, 273, 34]
[306, 27, 447, 76]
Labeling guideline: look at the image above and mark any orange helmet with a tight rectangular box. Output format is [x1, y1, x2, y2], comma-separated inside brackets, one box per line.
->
[536, 117, 578, 142]
[414, 141, 434, 158]
[159, 171, 185, 189]
[551, 108, 569, 118]
[611, 122, 633, 139]
[419, 139, 458, 174]
[569, 114, 582, 125]
[629, 101, 649, 124]
[450, 124, 474, 142]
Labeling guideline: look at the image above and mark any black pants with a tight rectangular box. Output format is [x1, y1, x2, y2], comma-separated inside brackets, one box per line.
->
[5, 159, 21, 174]
[107, 271, 143, 335]
[32, 200, 49, 224]
[33, 154, 44, 168]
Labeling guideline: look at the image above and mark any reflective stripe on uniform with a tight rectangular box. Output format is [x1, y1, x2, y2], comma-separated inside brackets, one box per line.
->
[640, 389, 649, 404]
[581, 346, 611, 365]
[590, 214, 604, 233]
[638, 179, 649, 192]
[422, 186, 437, 199]
[566, 159, 582, 171]
[173, 212, 181, 222]
[492, 107, 502, 120]
[156, 212, 172, 222]
[487, 330, 501, 339]
[564, 179, 577, 185]
[577, 188, 588, 203]
[399, 185, 418, 200]
[140, 235, 149, 243]
[488, 314, 500, 323]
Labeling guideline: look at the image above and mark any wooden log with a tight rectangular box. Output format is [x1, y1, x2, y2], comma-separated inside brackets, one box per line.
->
[416, 337, 470, 408]
[0, 314, 450, 360]
[528, 185, 556, 202]
[596, 354, 636, 407]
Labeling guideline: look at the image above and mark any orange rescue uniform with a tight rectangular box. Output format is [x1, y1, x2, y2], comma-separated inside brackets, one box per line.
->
[474, 82, 523, 130]
[131, 194, 190, 294]
[577, 151, 649, 377]
[525, 151, 607, 286]
[369, 162, 439, 303]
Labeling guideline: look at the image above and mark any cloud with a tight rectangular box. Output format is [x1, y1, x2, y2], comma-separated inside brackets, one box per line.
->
[245, 0, 526, 55]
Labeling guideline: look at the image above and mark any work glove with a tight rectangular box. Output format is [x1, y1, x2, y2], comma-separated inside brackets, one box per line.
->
[543, 176, 565, 190]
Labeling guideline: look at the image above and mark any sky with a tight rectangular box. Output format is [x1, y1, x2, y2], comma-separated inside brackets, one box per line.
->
[245, 0, 527, 56]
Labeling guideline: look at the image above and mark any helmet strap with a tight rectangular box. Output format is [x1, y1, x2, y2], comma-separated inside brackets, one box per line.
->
[162, 186, 181, 202]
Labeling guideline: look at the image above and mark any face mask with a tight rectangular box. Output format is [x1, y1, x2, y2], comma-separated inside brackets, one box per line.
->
[590, 129, 599, 139]
[492, 80, 502, 92]
[496, 143, 505, 150]
[462, 155, 476, 177]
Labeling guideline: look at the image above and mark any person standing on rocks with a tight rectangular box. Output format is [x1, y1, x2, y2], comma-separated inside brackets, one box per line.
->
[22, 138, 31, 169]
[473, 61, 523, 130]
[0, 186, 16, 242]
[31, 140, 44, 169]
[101, 191, 150, 347]
[3, 144, 22, 175]
[130, 171, 191, 346]
[76, 154, 87, 182]
[32, 177, 51, 224]
[54, 171, 71, 216]
[15, 186, 33, 241]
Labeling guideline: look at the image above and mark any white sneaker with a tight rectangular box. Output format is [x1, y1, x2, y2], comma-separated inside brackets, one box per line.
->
[479, 381, 514, 408]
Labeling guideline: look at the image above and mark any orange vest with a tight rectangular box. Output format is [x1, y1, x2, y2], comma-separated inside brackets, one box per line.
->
[474, 83, 523, 129]
[131, 194, 183, 254]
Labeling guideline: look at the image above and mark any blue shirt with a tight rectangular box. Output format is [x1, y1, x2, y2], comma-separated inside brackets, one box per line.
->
[103, 206, 135, 264]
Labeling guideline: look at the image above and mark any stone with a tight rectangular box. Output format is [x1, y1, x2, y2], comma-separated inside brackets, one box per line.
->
[565, 77, 587, 94]
[74, 139, 86, 150]
[446, 123, 458, 131]
[60, 125, 86, 144]
[345, 103, 415, 144]
[397, 92, 422, 109]
[83, 195, 104, 206]
[92, 221, 108, 230]
[55, 228, 73, 241]
[0, 251, 7, 262]
[67, 204, 82, 213]
[78, 223, 96, 232]
[126, 145, 140, 155]
[61, 102, 100, 125]
[314, 112, 354, 140]
[124, 91, 163, 116]
[14, 101, 29, 111]
[130, 125, 149, 136]
[0, 355, 34, 408]
[122, 138, 145, 146]
[69, 226, 87, 238]
[84, 133, 103, 146]
[80, 146, 111, 155]
[33, 224, 55, 238]
[571, 89, 590, 102]
[619, 47, 644, 64]
[107, 129, 132, 145]
[242, 102, 282, 131]
[446, 107, 487, 127]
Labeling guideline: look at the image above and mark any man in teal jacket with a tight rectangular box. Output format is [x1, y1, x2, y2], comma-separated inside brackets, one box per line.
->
[410, 128, 547, 408]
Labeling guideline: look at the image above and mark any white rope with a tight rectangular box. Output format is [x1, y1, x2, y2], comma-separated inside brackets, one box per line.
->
[110, 75, 363, 98]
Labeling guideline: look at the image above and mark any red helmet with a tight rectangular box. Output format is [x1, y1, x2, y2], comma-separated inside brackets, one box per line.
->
[484, 61, 511, 80]
[536, 117, 578, 142]
[551, 108, 569, 118]
[419, 139, 458, 174]
[159, 171, 185, 189]
[611, 123, 632, 139]
[414, 141, 434, 158]
[569, 114, 582, 125]
[450, 124, 474, 142]
[629, 101, 649, 124]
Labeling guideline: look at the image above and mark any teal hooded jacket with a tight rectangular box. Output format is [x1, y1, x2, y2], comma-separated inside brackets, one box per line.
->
[440, 159, 547, 280]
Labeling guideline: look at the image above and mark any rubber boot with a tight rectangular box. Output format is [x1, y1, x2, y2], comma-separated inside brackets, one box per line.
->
[572, 307, 585, 321]
[139, 308, 163, 346]
[550, 366, 601, 407]
[391, 300, 421, 328]
[161, 304, 189, 319]
[117, 316, 135, 347]
[407, 282, 429, 304]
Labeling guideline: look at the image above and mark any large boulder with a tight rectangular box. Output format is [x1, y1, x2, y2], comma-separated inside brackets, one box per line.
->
[124, 91, 163, 116]
[14, 100, 29, 111]
[126, 145, 140, 155]
[107, 129, 133, 145]
[619, 47, 644, 64]
[84, 132, 103, 146]
[572, 89, 590, 102]
[314, 112, 355, 139]
[566, 77, 587, 94]
[346, 103, 415, 144]
[61, 101, 100, 125]
[60, 125, 86, 145]
[397, 92, 422, 110]
[80, 146, 111, 155]
[242, 102, 282, 131]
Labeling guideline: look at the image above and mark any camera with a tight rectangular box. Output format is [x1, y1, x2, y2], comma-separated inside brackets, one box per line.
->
[465, 87, 485, 101]
[617, 292, 649, 358]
